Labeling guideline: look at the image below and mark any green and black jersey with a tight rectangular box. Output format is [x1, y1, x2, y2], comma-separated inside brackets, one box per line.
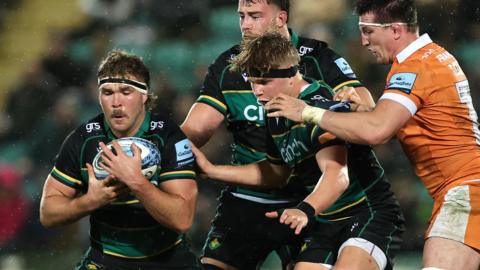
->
[266, 81, 393, 220]
[197, 30, 363, 201]
[50, 111, 196, 259]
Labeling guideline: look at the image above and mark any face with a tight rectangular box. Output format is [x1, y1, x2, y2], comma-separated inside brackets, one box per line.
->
[249, 76, 293, 105]
[99, 75, 148, 138]
[238, 0, 285, 37]
[359, 12, 396, 64]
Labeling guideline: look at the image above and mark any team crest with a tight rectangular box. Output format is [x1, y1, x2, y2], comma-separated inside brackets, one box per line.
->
[209, 238, 221, 250]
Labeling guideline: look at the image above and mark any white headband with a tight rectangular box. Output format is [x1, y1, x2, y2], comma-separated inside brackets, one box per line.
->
[98, 77, 149, 94]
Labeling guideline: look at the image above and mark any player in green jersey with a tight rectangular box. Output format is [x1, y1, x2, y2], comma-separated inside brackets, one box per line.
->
[181, 1, 375, 269]
[193, 32, 404, 270]
[40, 50, 201, 270]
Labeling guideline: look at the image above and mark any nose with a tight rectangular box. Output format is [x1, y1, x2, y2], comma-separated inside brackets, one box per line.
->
[361, 33, 369, 46]
[241, 17, 252, 33]
[251, 83, 262, 98]
[112, 93, 122, 107]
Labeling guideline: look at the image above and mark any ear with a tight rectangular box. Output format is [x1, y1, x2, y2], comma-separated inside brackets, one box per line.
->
[392, 24, 403, 40]
[142, 93, 148, 104]
[276, 10, 288, 27]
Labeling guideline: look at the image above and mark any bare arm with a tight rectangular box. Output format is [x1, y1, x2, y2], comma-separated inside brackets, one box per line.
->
[192, 144, 291, 188]
[266, 95, 412, 145]
[99, 141, 197, 233]
[130, 177, 198, 233]
[318, 99, 411, 144]
[266, 145, 349, 234]
[304, 145, 349, 214]
[39, 165, 129, 228]
[181, 103, 224, 147]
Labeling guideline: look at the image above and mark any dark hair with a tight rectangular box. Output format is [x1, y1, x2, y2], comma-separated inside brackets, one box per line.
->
[355, 0, 418, 32]
[97, 49, 157, 110]
[243, 0, 290, 20]
[230, 31, 299, 74]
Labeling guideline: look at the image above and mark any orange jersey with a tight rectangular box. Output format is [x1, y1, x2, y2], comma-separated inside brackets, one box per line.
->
[380, 34, 480, 199]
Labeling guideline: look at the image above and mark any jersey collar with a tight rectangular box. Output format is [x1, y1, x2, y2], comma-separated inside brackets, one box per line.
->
[396, 33, 433, 64]
[298, 80, 321, 99]
[103, 111, 151, 140]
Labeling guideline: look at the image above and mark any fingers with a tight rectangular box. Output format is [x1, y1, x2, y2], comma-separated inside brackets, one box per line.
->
[265, 211, 279, 219]
[99, 142, 114, 162]
[130, 142, 141, 158]
[334, 86, 356, 102]
[294, 221, 307, 235]
[86, 163, 97, 182]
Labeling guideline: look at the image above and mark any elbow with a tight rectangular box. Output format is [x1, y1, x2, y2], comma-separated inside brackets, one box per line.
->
[174, 188, 198, 233]
[363, 127, 393, 145]
[174, 218, 194, 234]
[39, 212, 57, 229]
[39, 204, 55, 228]
[337, 171, 350, 195]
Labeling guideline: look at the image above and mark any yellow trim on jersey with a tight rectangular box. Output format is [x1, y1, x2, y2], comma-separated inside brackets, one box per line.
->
[318, 196, 366, 216]
[327, 216, 352, 222]
[332, 80, 361, 92]
[52, 167, 83, 185]
[266, 153, 282, 161]
[222, 90, 254, 93]
[102, 239, 183, 259]
[236, 142, 262, 153]
[198, 95, 227, 111]
[159, 170, 196, 177]
[110, 199, 140, 205]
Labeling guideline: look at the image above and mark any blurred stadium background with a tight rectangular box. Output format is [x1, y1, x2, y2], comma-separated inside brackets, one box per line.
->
[0, 0, 478, 269]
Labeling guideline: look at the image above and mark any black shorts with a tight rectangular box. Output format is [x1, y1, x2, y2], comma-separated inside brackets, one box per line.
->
[202, 190, 302, 269]
[297, 195, 405, 270]
[76, 241, 201, 270]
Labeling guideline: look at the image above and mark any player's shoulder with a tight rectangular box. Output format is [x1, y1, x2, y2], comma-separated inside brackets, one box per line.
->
[147, 111, 180, 134]
[74, 113, 106, 139]
[210, 44, 241, 67]
[296, 35, 331, 57]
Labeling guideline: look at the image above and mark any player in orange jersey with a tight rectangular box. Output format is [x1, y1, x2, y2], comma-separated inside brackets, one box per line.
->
[265, 0, 480, 269]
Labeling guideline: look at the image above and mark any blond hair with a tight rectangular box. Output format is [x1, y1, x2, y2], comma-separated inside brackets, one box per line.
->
[230, 31, 299, 75]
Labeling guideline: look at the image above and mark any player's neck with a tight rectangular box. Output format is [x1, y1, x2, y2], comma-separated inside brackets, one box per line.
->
[291, 75, 309, 98]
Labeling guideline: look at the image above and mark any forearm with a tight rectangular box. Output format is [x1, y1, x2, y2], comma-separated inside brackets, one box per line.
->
[180, 124, 212, 147]
[40, 194, 98, 228]
[303, 168, 349, 215]
[130, 178, 197, 233]
[206, 161, 289, 188]
[303, 106, 387, 145]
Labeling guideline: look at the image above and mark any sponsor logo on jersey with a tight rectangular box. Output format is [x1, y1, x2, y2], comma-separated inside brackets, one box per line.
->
[86, 122, 101, 133]
[310, 95, 329, 102]
[334, 58, 356, 78]
[280, 138, 309, 163]
[150, 121, 164, 130]
[241, 72, 249, 82]
[298, 46, 313, 56]
[387, 72, 417, 94]
[175, 139, 193, 162]
[456, 80, 471, 103]
[243, 104, 264, 121]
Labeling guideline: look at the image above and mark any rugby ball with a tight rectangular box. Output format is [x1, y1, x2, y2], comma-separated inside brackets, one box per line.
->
[92, 137, 161, 180]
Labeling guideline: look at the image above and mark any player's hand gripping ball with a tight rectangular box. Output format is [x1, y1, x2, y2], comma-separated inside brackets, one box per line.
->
[92, 137, 161, 180]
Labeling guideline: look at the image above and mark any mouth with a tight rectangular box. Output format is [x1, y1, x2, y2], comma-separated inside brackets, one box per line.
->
[111, 112, 126, 121]
[258, 99, 268, 106]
